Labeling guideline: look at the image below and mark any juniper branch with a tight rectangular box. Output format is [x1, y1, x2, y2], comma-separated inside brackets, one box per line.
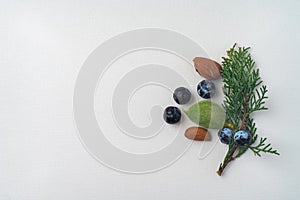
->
[217, 44, 279, 176]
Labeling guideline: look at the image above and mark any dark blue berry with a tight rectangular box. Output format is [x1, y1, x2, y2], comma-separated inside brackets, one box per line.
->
[163, 106, 181, 124]
[234, 130, 252, 146]
[173, 87, 192, 105]
[218, 127, 233, 145]
[197, 80, 216, 99]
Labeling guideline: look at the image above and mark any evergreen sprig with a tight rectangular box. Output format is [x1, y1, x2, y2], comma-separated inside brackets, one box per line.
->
[250, 137, 280, 157]
[217, 44, 279, 176]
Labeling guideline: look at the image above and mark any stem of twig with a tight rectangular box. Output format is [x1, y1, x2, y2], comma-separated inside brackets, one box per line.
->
[217, 94, 250, 176]
[240, 94, 250, 130]
[217, 145, 237, 176]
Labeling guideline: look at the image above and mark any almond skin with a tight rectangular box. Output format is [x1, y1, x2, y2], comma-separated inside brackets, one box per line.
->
[193, 57, 222, 80]
[184, 126, 210, 141]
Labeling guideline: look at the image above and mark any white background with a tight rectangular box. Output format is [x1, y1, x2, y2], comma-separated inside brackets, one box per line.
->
[1, 0, 300, 199]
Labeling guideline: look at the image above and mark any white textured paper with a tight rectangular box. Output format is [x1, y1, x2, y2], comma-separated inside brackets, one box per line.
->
[0, 0, 299, 199]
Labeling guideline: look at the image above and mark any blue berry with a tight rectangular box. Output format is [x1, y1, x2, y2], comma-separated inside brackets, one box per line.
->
[173, 87, 192, 105]
[218, 127, 233, 145]
[197, 80, 216, 99]
[234, 130, 252, 146]
[163, 106, 181, 124]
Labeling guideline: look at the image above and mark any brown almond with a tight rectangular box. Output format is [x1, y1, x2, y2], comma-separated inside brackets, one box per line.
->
[193, 57, 222, 80]
[184, 127, 210, 141]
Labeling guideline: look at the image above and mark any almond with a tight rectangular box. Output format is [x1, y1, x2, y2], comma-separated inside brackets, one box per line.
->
[184, 126, 210, 141]
[193, 57, 222, 80]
